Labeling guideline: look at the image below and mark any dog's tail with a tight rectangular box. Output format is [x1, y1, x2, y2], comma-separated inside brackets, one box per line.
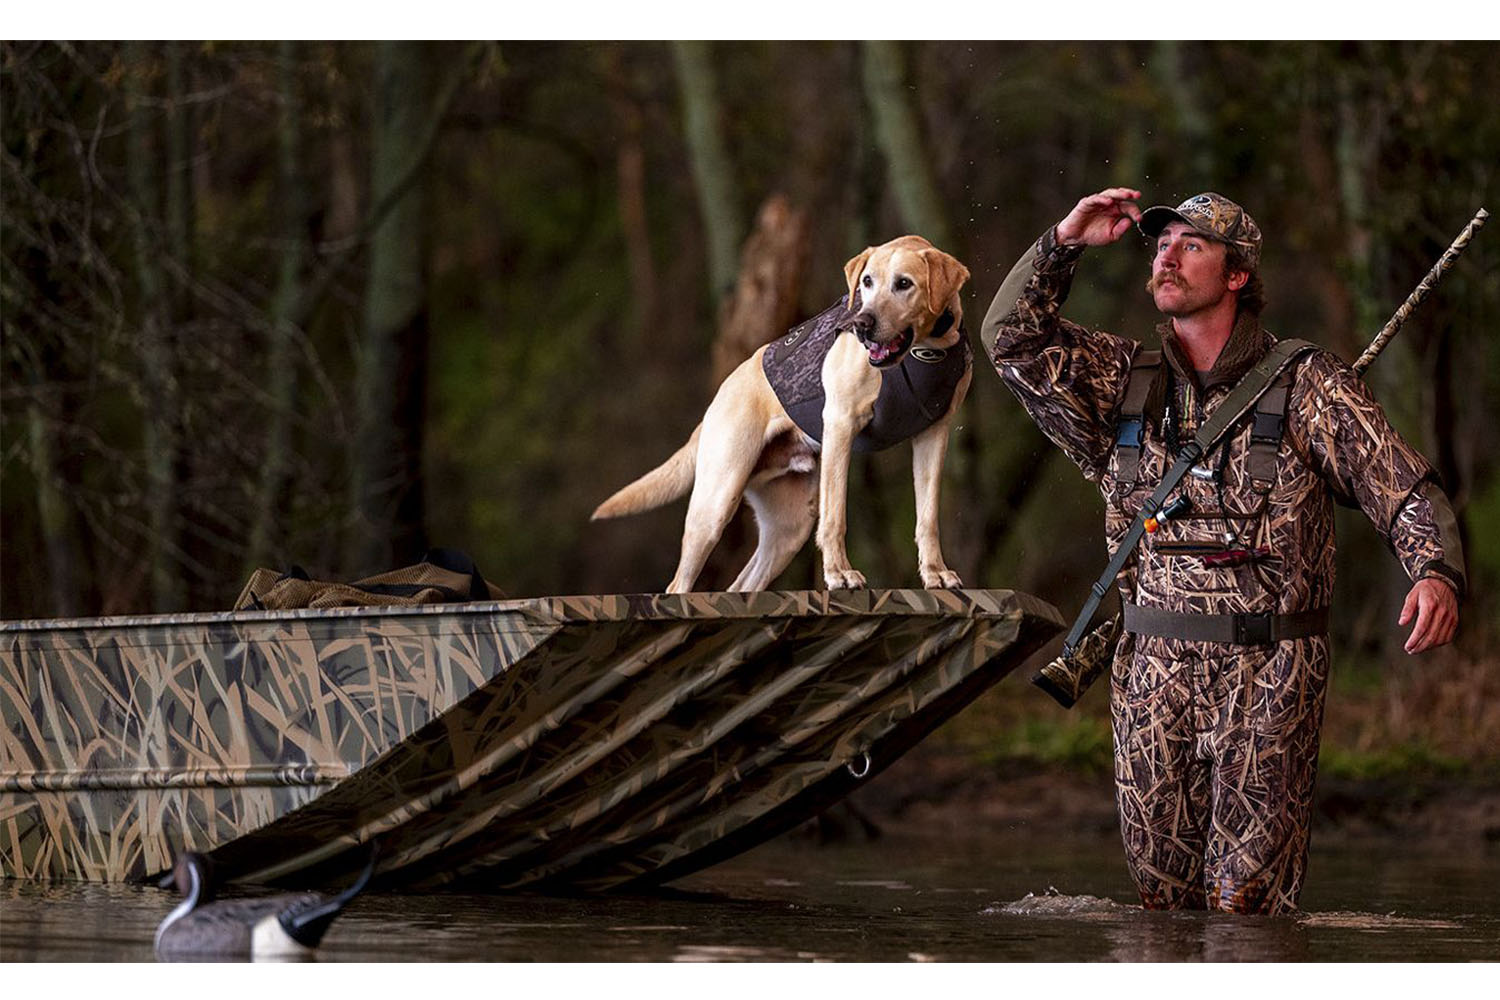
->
[591, 425, 700, 520]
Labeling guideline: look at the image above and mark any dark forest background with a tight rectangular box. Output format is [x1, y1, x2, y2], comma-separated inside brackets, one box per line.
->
[3, 40, 1497, 765]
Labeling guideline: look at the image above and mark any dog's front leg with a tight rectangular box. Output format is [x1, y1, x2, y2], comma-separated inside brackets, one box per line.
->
[816, 337, 878, 590]
[816, 415, 866, 590]
[910, 369, 970, 589]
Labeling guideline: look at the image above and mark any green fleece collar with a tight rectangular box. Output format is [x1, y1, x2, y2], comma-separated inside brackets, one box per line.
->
[1157, 310, 1274, 391]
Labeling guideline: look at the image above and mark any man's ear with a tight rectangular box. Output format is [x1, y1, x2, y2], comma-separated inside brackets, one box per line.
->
[1226, 269, 1250, 292]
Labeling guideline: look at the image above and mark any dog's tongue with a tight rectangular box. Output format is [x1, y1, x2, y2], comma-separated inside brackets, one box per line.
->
[866, 327, 913, 366]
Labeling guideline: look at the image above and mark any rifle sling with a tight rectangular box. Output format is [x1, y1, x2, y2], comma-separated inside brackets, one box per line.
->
[1061, 338, 1318, 655]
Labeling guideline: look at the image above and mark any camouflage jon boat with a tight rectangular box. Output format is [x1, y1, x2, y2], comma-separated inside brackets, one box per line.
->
[1, 589, 1062, 890]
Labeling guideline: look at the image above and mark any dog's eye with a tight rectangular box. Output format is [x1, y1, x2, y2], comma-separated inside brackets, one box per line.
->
[861, 274, 873, 288]
[893, 276, 913, 291]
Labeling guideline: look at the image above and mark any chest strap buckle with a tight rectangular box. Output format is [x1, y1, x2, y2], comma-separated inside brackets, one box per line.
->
[1251, 409, 1285, 445]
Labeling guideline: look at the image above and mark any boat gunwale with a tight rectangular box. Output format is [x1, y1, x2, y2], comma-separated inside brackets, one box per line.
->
[0, 588, 1063, 639]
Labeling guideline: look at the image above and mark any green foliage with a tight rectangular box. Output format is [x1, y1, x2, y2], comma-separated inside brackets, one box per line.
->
[979, 716, 1116, 777]
[1317, 742, 1470, 782]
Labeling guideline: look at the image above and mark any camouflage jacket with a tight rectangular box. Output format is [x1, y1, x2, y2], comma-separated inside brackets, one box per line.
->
[980, 226, 1466, 620]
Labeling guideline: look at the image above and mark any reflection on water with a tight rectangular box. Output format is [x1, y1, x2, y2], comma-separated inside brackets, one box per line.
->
[2, 828, 1496, 962]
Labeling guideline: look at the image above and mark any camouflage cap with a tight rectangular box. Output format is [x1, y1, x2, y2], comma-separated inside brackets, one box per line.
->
[1139, 192, 1262, 270]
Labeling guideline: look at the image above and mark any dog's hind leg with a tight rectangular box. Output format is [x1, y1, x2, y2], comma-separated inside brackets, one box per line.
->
[729, 472, 817, 591]
[666, 419, 767, 594]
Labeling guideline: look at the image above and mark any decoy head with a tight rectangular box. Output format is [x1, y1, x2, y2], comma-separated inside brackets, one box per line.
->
[154, 851, 215, 952]
[166, 851, 218, 904]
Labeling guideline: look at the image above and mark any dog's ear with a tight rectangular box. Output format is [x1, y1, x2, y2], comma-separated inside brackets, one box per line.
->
[921, 249, 971, 316]
[843, 246, 875, 308]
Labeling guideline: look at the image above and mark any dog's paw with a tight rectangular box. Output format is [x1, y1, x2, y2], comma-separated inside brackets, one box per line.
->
[921, 568, 964, 589]
[824, 567, 868, 590]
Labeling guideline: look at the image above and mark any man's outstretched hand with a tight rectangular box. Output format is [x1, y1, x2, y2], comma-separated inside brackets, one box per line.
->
[1399, 576, 1459, 654]
[1057, 187, 1144, 247]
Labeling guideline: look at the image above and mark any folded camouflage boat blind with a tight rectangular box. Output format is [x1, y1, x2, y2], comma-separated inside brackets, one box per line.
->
[1, 588, 1061, 889]
[235, 547, 507, 611]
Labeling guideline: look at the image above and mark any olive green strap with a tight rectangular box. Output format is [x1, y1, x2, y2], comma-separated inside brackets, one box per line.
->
[1122, 603, 1328, 644]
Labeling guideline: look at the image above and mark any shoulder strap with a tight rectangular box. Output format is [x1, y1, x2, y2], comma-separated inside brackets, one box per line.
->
[1248, 369, 1294, 493]
[1114, 349, 1162, 489]
[1197, 339, 1316, 448]
[1059, 338, 1319, 657]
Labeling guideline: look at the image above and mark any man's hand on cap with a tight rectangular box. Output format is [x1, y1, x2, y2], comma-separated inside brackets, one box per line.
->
[1057, 188, 1143, 247]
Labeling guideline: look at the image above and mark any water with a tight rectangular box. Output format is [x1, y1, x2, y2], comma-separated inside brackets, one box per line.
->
[3, 827, 1496, 962]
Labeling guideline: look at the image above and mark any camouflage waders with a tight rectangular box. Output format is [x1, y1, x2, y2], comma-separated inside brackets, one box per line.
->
[1111, 632, 1329, 912]
[982, 226, 1466, 915]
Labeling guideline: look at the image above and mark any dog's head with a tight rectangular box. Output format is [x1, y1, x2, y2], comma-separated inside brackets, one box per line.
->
[842, 236, 970, 368]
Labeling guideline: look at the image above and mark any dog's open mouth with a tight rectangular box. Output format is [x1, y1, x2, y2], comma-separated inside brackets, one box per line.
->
[860, 327, 913, 368]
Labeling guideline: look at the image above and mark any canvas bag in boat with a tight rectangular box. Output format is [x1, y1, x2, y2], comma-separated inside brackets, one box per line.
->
[233, 547, 506, 611]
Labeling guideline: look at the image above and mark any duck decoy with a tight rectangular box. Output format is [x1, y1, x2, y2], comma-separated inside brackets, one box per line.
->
[154, 843, 378, 960]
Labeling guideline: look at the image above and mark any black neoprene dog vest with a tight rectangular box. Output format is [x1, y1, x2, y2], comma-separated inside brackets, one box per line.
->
[761, 298, 971, 453]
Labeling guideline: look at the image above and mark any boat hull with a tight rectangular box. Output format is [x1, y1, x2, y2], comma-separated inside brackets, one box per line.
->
[1, 590, 1062, 888]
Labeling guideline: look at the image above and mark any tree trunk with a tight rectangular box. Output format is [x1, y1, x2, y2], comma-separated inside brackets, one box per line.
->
[859, 41, 955, 252]
[711, 194, 810, 383]
[694, 195, 813, 588]
[163, 42, 205, 606]
[1294, 49, 1358, 361]
[671, 41, 745, 301]
[164, 43, 196, 322]
[1331, 45, 1420, 655]
[19, 361, 84, 617]
[126, 40, 187, 612]
[249, 40, 307, 570]
[1150, 41, 1215, 181]
[348, 41, 433, 573]
[601, 47, 658, 338]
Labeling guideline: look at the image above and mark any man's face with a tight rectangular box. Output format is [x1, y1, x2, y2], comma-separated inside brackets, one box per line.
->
[1147, 221, 1246, 318]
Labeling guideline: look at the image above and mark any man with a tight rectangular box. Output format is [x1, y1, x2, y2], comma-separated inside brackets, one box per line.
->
[982, 188, 1464, 914]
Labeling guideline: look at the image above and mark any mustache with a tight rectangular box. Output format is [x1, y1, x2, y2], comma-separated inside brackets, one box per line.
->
[1146, 272, 1186, 295]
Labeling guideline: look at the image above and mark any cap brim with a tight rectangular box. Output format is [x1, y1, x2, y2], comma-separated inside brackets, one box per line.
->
[1138, 205, 1187, 239]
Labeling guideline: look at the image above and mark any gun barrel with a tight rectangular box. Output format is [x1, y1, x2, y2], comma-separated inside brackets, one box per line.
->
[1353, 207, 1488, 375]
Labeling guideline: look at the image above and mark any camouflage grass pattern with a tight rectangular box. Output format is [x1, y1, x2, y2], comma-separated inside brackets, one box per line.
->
[1112, 634, 1329, 914]
[982, 227, 1464, 913]
[1035, 612, 1121, 708]
[2, 589, 1062, 889]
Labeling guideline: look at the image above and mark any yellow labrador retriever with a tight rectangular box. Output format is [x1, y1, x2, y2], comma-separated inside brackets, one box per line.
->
[593, 235, 971, 593]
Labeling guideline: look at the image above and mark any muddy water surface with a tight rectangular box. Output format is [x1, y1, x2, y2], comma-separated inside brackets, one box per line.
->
[3, 827, 1496, 962]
